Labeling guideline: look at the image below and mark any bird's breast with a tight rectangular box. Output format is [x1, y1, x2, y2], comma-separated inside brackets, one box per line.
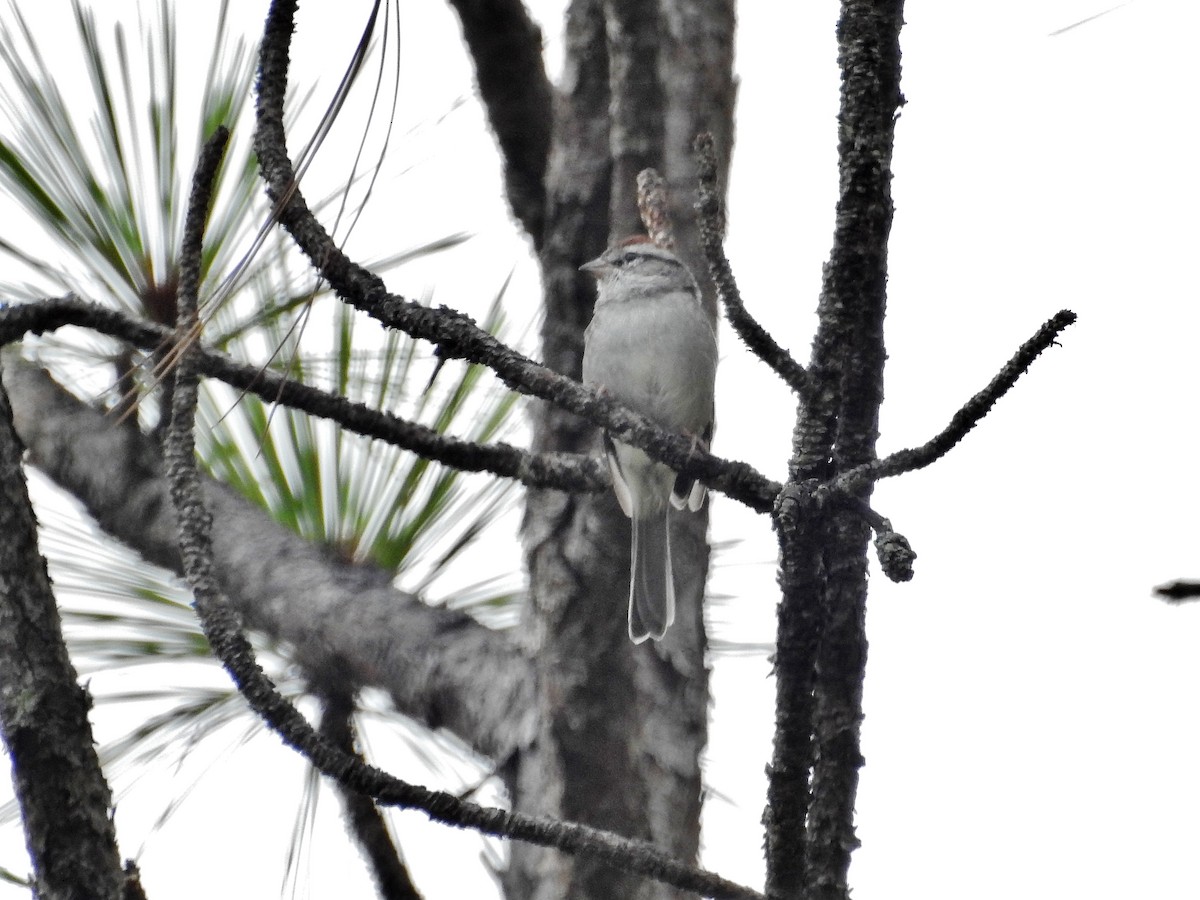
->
[582, 294, 716, 434]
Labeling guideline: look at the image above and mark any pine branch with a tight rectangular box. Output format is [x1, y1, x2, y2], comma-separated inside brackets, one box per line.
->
[5, 357, 532, 762]
[0, 295, 609, 496]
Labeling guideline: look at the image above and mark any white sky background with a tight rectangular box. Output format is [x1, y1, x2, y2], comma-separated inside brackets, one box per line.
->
[2, 0, 1199, 898]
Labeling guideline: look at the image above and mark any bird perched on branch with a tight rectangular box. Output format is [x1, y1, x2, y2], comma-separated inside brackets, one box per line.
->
[581, 236, 718, 643]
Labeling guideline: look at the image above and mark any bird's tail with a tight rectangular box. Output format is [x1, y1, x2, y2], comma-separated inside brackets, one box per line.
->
[629, 510, 675, 643]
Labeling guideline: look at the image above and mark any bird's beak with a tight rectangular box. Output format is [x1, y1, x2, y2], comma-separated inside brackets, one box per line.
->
[580, 255, 608, 277]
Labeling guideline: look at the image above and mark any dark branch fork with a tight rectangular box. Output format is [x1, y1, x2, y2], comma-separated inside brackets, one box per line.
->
[690, 128, 1076, 572]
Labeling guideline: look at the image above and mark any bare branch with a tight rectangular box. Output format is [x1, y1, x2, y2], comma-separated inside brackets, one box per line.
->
[694, 133, 808, 394]
[0, 298, 1074, 528]
[830, 309, 1078, 495]
[797, 4, 909, 894]
[770, 308, 1077, 610]
[767, 0, 905, 894]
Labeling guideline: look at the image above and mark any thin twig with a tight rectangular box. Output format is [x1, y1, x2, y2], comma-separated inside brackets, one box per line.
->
[316, 681, 421, 900]
[694, 132, 808, 394]
[830, 309, 1078, 496]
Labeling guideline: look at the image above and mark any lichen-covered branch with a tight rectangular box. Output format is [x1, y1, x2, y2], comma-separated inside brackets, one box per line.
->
[766, 1, 907, 897]
[694, 132, 808, 394]
[830, 309, 1078, 495]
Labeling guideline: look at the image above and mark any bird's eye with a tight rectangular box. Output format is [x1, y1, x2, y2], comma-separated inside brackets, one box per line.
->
[620, 252, 638, 265]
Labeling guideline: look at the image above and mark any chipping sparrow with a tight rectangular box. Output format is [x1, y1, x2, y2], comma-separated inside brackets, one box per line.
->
[581, 237, 718, 643]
